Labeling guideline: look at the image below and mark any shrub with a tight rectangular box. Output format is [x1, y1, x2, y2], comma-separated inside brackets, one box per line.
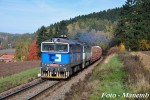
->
[107, 46, 119, 55]
[139, 39, 150, 51]
[118, 52, 150, 93]
[119, 43, 126, 52]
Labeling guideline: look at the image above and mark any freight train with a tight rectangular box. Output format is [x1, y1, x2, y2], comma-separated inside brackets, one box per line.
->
[39, 36, 102, 79]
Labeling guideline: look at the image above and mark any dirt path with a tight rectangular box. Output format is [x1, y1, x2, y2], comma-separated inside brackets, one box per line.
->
[104, 54, 116, 64]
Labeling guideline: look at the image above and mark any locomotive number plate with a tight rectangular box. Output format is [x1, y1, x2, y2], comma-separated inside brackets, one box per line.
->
[50, 64, 59, 67]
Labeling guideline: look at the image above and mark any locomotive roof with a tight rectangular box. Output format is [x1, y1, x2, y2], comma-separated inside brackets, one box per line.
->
[43, 37, 83, 45]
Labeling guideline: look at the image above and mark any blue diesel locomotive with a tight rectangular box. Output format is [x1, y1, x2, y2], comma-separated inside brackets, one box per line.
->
[40, 37, 99, 79]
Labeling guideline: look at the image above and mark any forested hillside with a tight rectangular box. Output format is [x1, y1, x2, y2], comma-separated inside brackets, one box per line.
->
[0, 32, 36, 61]
[5, 0, 150, 61]
[11, 7, 121, 61]
[36, 8, 121, 50]
[0, 32, 20, 49]
[115, 0, 150, 51]
[0, 32, 35, 49]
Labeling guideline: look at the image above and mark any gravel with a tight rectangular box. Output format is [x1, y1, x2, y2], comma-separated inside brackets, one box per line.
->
[7, 80, 58, 100]
[0, 78, 41, 97]
[38, 58, 102, 100]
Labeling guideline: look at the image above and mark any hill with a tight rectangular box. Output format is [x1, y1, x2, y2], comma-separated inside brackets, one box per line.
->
[0, 7, 122, 50]
[36, 7, 122, 50]
[0, 32, 35, 49]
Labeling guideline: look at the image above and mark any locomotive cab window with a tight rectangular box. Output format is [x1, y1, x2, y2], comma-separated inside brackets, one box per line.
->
[41, 42, 68, 52]
[55, 44, 68, 52]
[42, 43, 54, 51]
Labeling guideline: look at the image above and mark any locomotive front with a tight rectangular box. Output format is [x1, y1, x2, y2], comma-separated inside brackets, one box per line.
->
[40, 38, 70, 79]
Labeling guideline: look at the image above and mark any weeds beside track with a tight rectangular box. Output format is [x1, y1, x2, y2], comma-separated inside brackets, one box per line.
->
[0, 67, 40, 93]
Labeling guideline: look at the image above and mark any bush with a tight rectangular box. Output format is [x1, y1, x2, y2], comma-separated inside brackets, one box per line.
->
[107, 46, 119, 55]
[139, 39, 150, 51]
[119, 43, 126, 52]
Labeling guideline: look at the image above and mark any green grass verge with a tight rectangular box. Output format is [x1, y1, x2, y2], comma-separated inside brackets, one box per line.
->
[89, 55, 130, 100]
[0, 67, 40, 93]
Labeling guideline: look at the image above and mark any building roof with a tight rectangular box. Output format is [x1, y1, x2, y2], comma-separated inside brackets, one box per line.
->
[0, 54, 15, 60]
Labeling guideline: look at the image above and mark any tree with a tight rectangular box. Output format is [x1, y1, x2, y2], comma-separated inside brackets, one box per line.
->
[15, 38, 24, 61]
[115, 0, 136, 48]
[35, 7, 121, 52]
[36, 26, 47, 48]
[115, 0, 150, 51]
[15, 37, 31, 61]
[27, 40, 39, 60]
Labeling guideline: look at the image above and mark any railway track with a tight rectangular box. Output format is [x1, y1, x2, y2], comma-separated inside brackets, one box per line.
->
[37, 58, 103, 100]
[29, 80, 68, 100]
[0, 58, 102, 100]
[0, 79, 59, 100]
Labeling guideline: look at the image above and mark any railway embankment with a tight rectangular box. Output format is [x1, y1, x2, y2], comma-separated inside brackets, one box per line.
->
[0, 67, 40, 93]
[0, 51, 149, 100]
[65, 52, 150, 100]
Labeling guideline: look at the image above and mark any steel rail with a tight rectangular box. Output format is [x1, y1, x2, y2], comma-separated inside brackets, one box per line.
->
[27, 58, 103, 100]
[0, 79, 46, 100]
[0, 57, 103, 100]
[27, 81, 62, 100]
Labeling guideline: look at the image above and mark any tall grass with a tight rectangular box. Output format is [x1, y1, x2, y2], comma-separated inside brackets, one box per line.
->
[89, 55, 129, 100]
[65, 53, 150, 100]
[0, 67, 40, 93]
[118, 52, 150, 93]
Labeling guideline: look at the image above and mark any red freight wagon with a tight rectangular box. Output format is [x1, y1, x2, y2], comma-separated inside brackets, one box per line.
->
[91, 46, 102, 63]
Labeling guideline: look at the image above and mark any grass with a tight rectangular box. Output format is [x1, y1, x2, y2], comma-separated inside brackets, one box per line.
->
[89, 55, 130, 100]
[118, 52, 150, 95]
[65, 55, 131, 100]
[0, 67, 40, 93]
[65, 52, 150, 100]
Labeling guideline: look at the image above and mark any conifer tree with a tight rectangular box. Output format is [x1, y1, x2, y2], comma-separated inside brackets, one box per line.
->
[115, 0, 150, 50]
[36, 26, 47, 48]
[115, 0, 135, 49]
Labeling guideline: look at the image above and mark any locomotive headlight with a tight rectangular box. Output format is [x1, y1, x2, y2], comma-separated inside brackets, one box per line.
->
[45, 64, 49, 66]
[44, 64, 47, 67]
[60, 64, 65, 67]
[42, 63, 49, 67]
[64, 68, 66, 71]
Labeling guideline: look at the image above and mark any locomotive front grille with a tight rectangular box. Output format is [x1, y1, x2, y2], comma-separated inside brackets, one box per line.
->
[41, 71, 69, 79]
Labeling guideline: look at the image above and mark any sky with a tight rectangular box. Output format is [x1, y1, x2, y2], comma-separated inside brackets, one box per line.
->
[0, 0, 126, 34]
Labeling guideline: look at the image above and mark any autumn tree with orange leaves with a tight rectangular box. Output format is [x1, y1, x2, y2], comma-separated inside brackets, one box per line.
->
[27, 40, 39, 60]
